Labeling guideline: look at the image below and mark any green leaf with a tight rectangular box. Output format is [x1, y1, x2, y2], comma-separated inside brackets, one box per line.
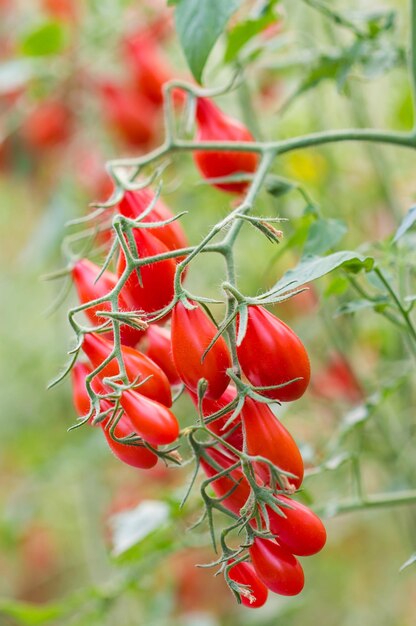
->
[224, 9, 278, 63]
[109, 500, 170, 557]
[21, 21, 67, 57]
[393, 205, 416, 243]
[270, 251, 374, 295]
[265, 175, 295, 198]
[303, 218, 347, 257]
[400, 552, 416, 572]
[0, 600, 64, 625]
[174, 0, 243, 83]
[334, 297, 388, 317]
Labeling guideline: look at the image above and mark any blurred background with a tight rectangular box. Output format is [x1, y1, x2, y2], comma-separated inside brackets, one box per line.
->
[1, 0, 415, 624]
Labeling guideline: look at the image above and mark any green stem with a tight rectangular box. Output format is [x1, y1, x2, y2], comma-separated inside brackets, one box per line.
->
[411, 0, 416, 124]
[374, 267, 416, 344]
[322, 489, 416, 516]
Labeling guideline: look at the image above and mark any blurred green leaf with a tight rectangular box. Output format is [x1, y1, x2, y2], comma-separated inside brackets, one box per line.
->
[0, 600, 64, 625]
[174, 0, 243, 82]
[334, 297, 388, 317]
[224, 6, 278, 63]
[21, 21, 67, 57]
[265, 175, 295, 198]
[393, 205, 416, 243]
[109, 500, 170, 557]
[303, 218, 347, 257]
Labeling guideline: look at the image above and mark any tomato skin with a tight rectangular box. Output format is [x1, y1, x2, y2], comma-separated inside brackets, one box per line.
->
[82, 333, 172, 407]
[140, 325, 180, 385]
[241, 398, 304, 489]
[99, 81, 158, 149]
[228, 561, 268, 608]
[22, 101, 72, 150]
[193, 98, 258, 194]
[171, 301, 231, 400]
[101, 402, 158, 469]
[199, 447, 250, 515]
[72, 259, 144, 347]
[237, 306, 310, 402]
[117, 228, 176, 319]
[188, 386, 243, 451]
[249, 537, 305, 596]
[119, 389, 179, 445]
[268, 495, 326, 556]
[71, 362, 93, 418]
[118, 189, 188, 256]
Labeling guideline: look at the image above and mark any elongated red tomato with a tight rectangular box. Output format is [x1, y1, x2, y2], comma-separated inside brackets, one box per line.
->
[140, 325, 180, 385]
[101, 402, 158, 469]
[188, 386, 243, 450]
[118, 189, 188, 256]
[193, 97, 258, 194]
[117, 228, 176, 319]
[71, 362, 93, 417]
[268, 495, 326, 556]
[82, 333, 172, 407]
[72, 259, 144, 347]
[249, 537, 304, 596]
[119, 389, 179, 445]
[199, 447, 249, 515]
[228, 561, 268, 608]
[241, 398, 304, 489]
[171, 301, 231, 400]
[237, 306, 310, 402]
[22, 100, 72, 150]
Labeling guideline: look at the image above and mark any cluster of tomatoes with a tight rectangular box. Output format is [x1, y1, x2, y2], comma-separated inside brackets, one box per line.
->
[68, 95, 326, 608]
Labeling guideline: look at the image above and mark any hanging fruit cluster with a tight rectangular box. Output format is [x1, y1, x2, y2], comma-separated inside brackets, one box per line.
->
[65, 95, 326, 609]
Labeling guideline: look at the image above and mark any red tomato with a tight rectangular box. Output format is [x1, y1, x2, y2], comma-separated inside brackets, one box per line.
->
[118, 189, 188, 255]
[101, 404, 159, 469]
[193, 97, 258, 194]
[187, 386, 243, 451]
[199, 447, 250, 515]
[140, 325, 180, 385]
[22, 100, 72, 150]
[72, 259, 145, 347]
[99, 81, 158, 149]
[241, 398, 304, 489]
[311, 353, 364, 404]
[119, 389, 179, 445]
[268, 495, 326, 556]
[82, 333, 172, 407]
[237, 306, 310, 402]
[71, 362, 93, 418]
[249, 537, 304, 596]
[171, 301, 231, 400]
[228, 560, 268, 608]
[41, 0, 77, 21]
[117, 227, 176, 319]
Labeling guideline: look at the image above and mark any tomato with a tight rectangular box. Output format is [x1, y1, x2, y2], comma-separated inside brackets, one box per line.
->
[22, 100, 72, 151]
[41, 0, 77, 21]
[72, 258, 144, 347]
[117, 227, 176, 319]
[241, 398, 304, 489]
[71, 362, 93, 418]
[193, 97, 258, 194]
[101, 404, 159, 469]
[268, 495, 326, 556]
[118, 189, 188, 255]
[82, 333, 172, 407]
[171, 301, 231, 400]
[228, 560, 268, 608]
[188, 386, 243, 450]
[119, 389, 179, 445]
[99, 81, 158, 149]
[311, 352, 364, 404]
[140, 325, 180, 385]
[199, 447, 249, 515]
[237, 306, 310, 402]
[249, 537, 304, 596]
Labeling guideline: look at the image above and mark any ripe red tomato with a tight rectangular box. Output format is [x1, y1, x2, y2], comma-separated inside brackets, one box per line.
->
[117, 227, 176, 320]
[171, 301, 231, 400]
[101, 403, 158, 469]
[237, 306, 310, 402]
[311, 352, 364, 404]
[268, 495, 326, 556]
[72, 258, 144, 347]
[71, 362, 93, 418]
[199, 447, 249, 515]
[118, 189, 188, 256]
[188, 386, 243, 451]
[249, 537, 305, 596]
[22, 100, 72, 151]
[82, 333, 172, 407]
[119, 389, 179, 445]
[99, 81, 158, 149]
[193, 97, 258, 194]
[228, 560, 268, 608]
[140, 325, 180, 385]
[241, 398, 304, 489]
